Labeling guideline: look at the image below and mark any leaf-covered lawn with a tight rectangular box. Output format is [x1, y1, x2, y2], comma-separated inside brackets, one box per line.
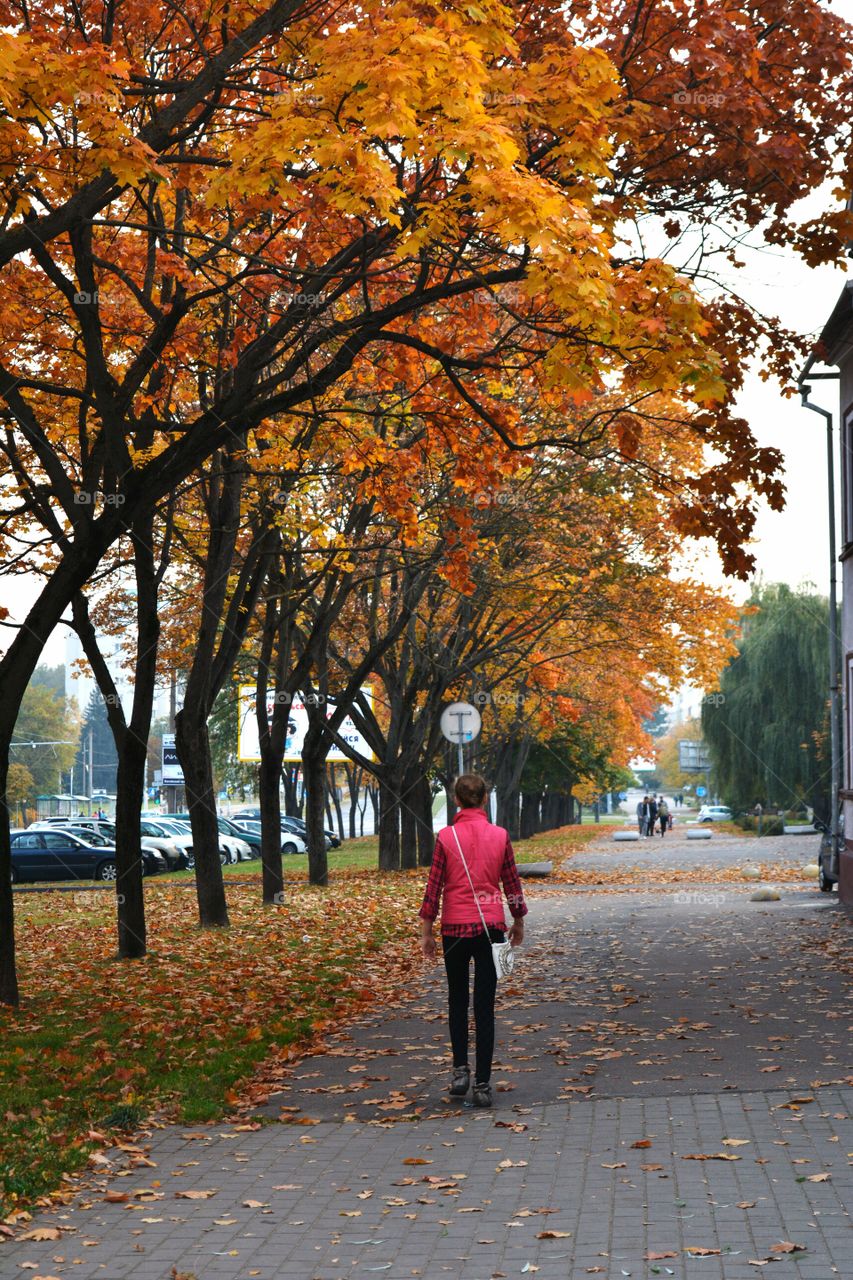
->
[0, 877, 421, 1217]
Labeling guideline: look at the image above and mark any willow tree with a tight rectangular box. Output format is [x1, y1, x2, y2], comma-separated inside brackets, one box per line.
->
[702, 584, 830, 816]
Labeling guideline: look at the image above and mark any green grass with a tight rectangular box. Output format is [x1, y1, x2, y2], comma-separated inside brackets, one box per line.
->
[0, 879, 420, 1215]
[162, 825, 590, 882]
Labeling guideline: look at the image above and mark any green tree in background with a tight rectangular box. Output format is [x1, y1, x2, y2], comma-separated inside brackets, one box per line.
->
[72, 688, 120, 797]
[702, 584, 829, 817]
[12, 674, 80, 798]
[208, 685, 258, 801]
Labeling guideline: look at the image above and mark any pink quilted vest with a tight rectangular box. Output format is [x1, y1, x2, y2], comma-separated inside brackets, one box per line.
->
[438, 808, 508, 929]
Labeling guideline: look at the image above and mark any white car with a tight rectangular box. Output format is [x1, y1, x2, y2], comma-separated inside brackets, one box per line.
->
[232, 819, 308, 855]
[697, 804, 732, 822]
[155, 817, 252, 865]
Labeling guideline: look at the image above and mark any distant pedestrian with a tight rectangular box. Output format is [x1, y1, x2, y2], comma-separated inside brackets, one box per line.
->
[647, 796, 658, 836]
[419, 773, 527, 1109]
[636, 797, 646, 835]
[657, 796, 669, 835]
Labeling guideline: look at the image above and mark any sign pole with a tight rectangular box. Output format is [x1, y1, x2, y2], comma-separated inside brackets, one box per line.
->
[440, 702, 483, 781]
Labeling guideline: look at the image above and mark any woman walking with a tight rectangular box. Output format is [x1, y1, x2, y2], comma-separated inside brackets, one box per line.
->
[419, 774, 527, 1108]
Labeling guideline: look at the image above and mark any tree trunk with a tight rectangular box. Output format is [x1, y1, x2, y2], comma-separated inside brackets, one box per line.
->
[378, 776, 401, 870]
[0, 755, 18, 1006]
[176, 708, 229, 927]
[416, 773, 435, 865]
[444, 779, 457, 827]
[520, 790, 539, 840]
[283, 764, 300, 816]
[400, 767, 418, 870]
[345, 764, 361, 839]
[497, 785, 520, 840]
[329, 765, 345, 842]
[258, 747, 284, 905]
[113, 732, 149, 957]
[302, 731, 329, 886]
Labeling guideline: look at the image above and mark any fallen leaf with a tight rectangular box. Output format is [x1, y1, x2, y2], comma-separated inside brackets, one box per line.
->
[722, 1139, 750, 1147]
[737, 1201, 757, 1209]
[645, 1251, 678, 1260]
[681, 1153, 741, 1161]
[685, 1246, 721, 1256]
[175, 1190, 218, 1199]
[536, 1230, 572, 1239]
[402, 1158, 431, 1166]
[19, 1230, 62, 1242]
[242, 1200, 269, 1209]
[770, 1241, 806, 1253]
[806, 1173, 831, 1182]
[631, 1140, 652, 1149]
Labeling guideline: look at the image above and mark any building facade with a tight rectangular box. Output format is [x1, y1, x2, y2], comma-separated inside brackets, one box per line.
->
[816, 281, 853, 905]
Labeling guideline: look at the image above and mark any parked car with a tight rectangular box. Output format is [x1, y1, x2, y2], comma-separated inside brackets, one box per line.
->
[232, 807, 339, 847]
[160, 815, 254, 864]
[138, 818, 194, 870]
[31, 817, 188, 871]
[815, 818, 840, 893]
[231, 819, 307, 855]
[696, 804, 733, 822]
[281, 815, 339, 849]
[9, 829, 164, 883]
[55, 827, 167, 877]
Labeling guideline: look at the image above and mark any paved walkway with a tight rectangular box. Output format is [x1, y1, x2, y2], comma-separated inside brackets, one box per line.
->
[2, 840, 851, 1280]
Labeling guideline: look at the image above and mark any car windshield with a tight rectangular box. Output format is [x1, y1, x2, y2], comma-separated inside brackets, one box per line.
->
[64, 829, 111, 845]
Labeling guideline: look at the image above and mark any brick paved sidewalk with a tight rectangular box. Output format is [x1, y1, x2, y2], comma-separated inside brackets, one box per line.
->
[0, 1086, 850, 1279]
[2, 880, 851, 1280]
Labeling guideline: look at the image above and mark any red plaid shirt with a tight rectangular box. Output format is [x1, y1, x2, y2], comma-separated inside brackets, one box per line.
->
[419, 834, 528, 937]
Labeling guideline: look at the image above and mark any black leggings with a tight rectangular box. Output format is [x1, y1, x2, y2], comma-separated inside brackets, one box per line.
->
[442, 928, 504, 1084]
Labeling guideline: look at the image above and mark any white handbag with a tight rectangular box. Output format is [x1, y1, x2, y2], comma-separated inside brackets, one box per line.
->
[449, 826, 515, 980]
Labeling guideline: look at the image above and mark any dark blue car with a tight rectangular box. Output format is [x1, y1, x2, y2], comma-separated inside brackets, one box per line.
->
[9, 829, 157, 883]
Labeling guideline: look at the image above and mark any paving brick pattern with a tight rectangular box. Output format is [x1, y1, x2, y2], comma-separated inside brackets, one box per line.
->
[2, 842, 851, 1280]
[1, 1088, 850, 1279]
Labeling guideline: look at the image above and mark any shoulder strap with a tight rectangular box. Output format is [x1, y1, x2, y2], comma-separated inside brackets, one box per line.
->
[447, 824, 491, 935]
